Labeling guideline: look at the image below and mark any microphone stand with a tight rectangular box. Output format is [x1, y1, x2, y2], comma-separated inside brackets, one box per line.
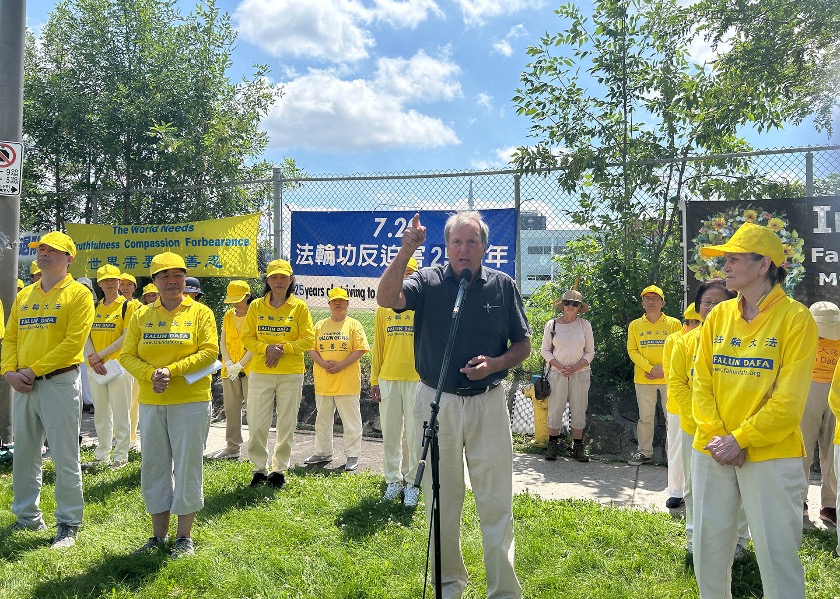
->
[414, 269, 471, 599]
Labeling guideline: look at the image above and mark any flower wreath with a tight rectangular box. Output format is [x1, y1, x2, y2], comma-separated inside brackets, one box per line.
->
[688, 205, 805, 295]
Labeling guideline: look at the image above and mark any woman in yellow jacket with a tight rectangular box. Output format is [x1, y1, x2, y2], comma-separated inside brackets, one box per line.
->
[120, 252, 219, 559]
[241, 259, 314, 488]
[691, 223, 817, 599]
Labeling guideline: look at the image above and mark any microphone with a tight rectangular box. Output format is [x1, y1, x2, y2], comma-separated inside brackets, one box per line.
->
[452, 268, 472, 317]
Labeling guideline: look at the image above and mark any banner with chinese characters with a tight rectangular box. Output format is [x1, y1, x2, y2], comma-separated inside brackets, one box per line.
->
[684, 197, 840, 308]
[65, 213, 261, 279]
[291, 209, 517, 309]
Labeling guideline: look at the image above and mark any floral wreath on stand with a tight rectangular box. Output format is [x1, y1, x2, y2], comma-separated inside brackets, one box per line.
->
[688, 205, 805, 295]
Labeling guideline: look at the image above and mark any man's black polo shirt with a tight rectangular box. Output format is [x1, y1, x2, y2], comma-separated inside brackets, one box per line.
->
[399, 263, 530, 392]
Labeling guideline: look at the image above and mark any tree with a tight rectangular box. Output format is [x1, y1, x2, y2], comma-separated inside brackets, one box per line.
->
[512, 0, 815, 384]
[22, 0, 295, 230]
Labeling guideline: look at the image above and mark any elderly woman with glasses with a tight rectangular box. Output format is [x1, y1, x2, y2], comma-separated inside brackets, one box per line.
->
[540, 289, 595, 462]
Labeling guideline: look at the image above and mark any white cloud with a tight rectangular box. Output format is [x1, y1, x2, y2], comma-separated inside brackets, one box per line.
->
[234, 0, 441, 63]
[492, 24, 527, 57]
[470, 145, 518, 169]
[455, 0, 544, 25]
[687, 26, 733, 67]
[475, 93, 493, 110]
[265, 51, 462, 151]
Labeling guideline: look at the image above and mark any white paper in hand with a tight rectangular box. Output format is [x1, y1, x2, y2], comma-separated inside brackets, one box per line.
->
[90, 360, 125, 386]
[184, 360, 223, 384]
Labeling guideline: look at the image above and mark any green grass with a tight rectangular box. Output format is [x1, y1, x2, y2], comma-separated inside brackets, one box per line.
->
[0, 449, 838, 598]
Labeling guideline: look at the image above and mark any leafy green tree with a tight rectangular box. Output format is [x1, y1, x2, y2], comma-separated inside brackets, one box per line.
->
[23, 0, 294, 229]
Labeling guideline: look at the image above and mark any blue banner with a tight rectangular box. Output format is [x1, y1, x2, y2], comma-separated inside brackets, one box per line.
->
[290, 209, 517, 278]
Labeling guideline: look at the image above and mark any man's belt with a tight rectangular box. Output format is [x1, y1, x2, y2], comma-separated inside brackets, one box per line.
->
[33, 364, 79, 381]
[421, 379, 500, 397]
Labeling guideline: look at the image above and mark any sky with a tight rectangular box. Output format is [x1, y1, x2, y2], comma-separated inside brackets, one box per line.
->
[27, 0, 838, 178]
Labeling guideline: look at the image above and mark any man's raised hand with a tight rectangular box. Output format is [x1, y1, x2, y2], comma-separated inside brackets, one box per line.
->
[401, 213, 426, 253]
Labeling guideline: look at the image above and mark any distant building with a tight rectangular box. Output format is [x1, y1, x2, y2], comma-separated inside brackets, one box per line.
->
[519, 212, 587, 296]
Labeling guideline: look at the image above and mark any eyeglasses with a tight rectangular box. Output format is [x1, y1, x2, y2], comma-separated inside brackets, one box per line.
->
[562, 299, 581, 307]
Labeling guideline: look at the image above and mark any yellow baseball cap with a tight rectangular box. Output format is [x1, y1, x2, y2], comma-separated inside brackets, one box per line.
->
[328, 287, 349, 301]
[224, 280, 252, 304]
[96, 264, 121, 281]
[30, 262, 40, 275]
[700, 222, 785, 266]
[17, 278, 24, 290]
[266, 259, 293, 277]
[142, 283, 159, 295]
[150, 252, 187, 276]
[28, 231, 76, 257]
[641, 285, 664, 300]
[683, 304, 700, 321]
[120, 273, 137, 284]
[406, 257, 418, 273]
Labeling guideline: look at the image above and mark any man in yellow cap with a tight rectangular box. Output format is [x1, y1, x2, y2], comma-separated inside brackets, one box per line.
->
[30, 261, 41, 284]
[626, 284, 681, 465]
[370, 257, 422, 505]
[84, 264, 133, 469]
[2, 231, 94, 548]
[141, 283, 159, 305]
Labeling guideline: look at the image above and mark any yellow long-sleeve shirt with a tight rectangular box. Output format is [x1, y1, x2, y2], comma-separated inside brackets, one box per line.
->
[662, 329, 684, 414]
[241, 293, 315, 375]
[692, 286, 817, 461]
[220, 309, 251, 377]
[669, 327, 702, 436]
[828, 355, 840, 445]
[627, 313, 682, 384]
[1, 275, 94, 377]
[119, 296, 218, 405]
[89, 296, 129, 363]
[370, 307, 419, 386]
[312, 316, 370, 396]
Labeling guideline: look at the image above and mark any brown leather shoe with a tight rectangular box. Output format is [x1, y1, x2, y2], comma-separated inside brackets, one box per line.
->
[544, 438, 559, 461]
[573, 442, 589, 462]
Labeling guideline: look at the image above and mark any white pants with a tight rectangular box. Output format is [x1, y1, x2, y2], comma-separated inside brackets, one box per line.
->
[666, 413, 684, 497]
[139, 402, 210, 515]
[222, 373, 249, 453]
[692, 451, 806, 599]
[379, 379, 419, 484]
[88, 367, 132, 463]
[634, 383, 667, 457]
[414, 383, 521, 599]
[12, 368, 84, 527]
[801, 381, 837, 508]
[314, 394, 362, 458]
[247, 373, 302, 473]
[546, 368, 590, 430]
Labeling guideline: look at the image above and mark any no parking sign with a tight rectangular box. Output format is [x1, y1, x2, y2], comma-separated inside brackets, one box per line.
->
[0, 141, 22, 196]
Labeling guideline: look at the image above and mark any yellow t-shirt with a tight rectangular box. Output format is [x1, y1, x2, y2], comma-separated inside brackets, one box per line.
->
[627, 313, 682, 384]
[370, 307, 419, 386]
[692, 287, 818, 461]
[812, 337, 840, 383]
[241, 293, 315, 375]
[662, 329, 684, 414]
[827, 354, 840, 445]
[119, 296, 218, 405]
[669, 327, 701, 436]
[89, 295, 128, 362]
[1, 275, 95, 377]
[313, 316, 370, 396]
[221, 309, 251, 377]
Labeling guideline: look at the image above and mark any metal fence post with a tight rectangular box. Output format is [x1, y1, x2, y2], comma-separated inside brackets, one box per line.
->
[806, 152, 814, 197]
[514, 173, 522, 291]
[272, 167, 282, 259]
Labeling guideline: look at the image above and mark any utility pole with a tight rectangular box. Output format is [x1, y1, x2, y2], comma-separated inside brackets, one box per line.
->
[0, 0, 26, 442]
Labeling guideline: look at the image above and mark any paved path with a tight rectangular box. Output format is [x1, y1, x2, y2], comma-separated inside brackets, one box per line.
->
[80, 410, 836, 531]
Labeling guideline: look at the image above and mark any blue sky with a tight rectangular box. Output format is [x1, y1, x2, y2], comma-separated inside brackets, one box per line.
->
[28, 0, 837, 177]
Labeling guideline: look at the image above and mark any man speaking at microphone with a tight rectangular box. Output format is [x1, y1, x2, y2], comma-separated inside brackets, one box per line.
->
[378, 211, 531, 599]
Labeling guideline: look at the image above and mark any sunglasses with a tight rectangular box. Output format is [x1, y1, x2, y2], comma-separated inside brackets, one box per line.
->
[562, 299, 581, 307]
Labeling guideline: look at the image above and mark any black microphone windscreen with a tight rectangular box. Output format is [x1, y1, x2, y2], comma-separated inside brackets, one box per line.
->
[460, 268, 472, 282]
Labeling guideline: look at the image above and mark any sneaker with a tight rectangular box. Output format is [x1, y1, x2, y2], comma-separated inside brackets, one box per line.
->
[403, 485, 420, 507]
[573, 442, 590, 463]
[11, 519, 47, 532]
[665, 496, 685, 509]
[819, 507, 837, 526]
[111, 460, 127, 470]
[170, 537, 195, 558]
[733, 543, 748, 563]
[131, 536, 168, 556]
[266, 471, 286, 488]
[304, 454, 332, 465]
[344, 457, 359, 471]
[381, 481, 404, 502]
[628, 452, 651, 466]
[82, 459, 108, 471]
[213, 448, 241, 459]
[51, 523, 78, 549]
[249, 472, 267, 487]
[544, 438, 559, 461]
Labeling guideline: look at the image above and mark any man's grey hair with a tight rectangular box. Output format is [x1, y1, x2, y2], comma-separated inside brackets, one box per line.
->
[443, 211, 489, 246]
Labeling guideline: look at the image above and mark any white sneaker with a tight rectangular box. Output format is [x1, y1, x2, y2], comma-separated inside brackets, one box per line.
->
[213, 448, 240, 459]
[381, 482, 404, 502]
[403, 485, 420, 507]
